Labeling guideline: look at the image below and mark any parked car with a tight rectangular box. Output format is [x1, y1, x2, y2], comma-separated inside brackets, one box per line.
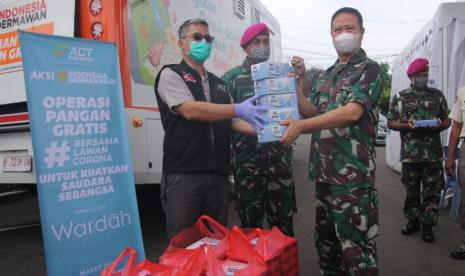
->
[376, 113, 388, 146]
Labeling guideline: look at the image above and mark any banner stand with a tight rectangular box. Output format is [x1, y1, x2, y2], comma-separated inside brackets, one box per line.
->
[19, 31, 144, 276]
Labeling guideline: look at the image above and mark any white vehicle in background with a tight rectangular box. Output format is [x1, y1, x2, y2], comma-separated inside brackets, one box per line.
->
[0, 0, 283, 186]
[386, 2, 465, 172]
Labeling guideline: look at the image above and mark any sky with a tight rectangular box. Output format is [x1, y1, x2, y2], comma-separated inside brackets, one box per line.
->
[261, 0, 461, 69]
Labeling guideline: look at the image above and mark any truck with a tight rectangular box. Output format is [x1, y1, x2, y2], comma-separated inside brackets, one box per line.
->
[386, 2, 465, 172]
[0, 0, 283, 186]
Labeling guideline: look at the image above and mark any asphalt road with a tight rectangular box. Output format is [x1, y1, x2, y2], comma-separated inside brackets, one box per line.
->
[0, 135, 464, 275]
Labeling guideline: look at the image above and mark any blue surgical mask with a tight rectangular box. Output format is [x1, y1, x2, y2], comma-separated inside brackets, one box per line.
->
[188, 40, 212, 63]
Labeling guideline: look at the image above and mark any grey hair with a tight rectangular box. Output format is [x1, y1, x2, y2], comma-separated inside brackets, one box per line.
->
[178, 18, 209, 38]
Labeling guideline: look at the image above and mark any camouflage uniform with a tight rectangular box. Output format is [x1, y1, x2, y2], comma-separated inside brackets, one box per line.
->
[386, 86, 449, 226]
[222, 59, 296, 236]
[309, 49, 382, 275]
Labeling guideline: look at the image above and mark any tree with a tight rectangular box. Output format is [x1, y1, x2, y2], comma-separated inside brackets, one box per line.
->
[379, 62, 392, 115]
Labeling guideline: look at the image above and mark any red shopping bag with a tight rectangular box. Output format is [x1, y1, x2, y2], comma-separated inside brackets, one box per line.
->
[158, 244, 224, 275]
[137, 260, 181, 276]
[247, 227, 299, 276]
[159, 246, 200, 270]
[102, 248, 178, 276]
[160, 215, 228, 261]
[181, 244, 224, 275]
[215, 226, 269, 276]
[101, 248, 138, 276]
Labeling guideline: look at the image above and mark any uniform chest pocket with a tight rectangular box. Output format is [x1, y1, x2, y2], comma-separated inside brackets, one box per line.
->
[401, 96, 418, 113]
[233, 77, 254, 102]
[422, 96, 439, 111]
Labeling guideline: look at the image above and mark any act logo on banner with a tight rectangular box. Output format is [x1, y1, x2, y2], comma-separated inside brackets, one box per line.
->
[19, 31, 144, 276]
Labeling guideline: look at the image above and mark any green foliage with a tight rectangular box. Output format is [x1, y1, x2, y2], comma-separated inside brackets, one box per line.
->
[379, 62, 392, 115]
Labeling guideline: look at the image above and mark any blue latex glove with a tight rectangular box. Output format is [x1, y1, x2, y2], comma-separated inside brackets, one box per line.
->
[234, 95, 268, 129]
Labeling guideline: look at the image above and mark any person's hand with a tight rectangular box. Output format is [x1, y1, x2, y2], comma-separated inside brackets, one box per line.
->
[445, 158, 456, 176]
[405, 120, 415, 129]
[280, 119, 304, 144]
[430, 118, 443, 131]
[291, 56, 306, 77]
[234, 95, 268, 129]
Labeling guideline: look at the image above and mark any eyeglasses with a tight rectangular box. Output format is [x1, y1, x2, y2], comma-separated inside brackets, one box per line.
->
[182, 32, 215, 43]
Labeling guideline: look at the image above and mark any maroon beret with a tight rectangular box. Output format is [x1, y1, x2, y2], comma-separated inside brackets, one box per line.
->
[240, 23, 269, 47]
[407, 58, 429, 76]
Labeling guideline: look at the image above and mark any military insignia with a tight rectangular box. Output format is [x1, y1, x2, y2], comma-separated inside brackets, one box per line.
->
[182, 72, 197, 83]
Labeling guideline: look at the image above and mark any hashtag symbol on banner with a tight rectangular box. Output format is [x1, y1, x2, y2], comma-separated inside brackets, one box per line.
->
[44, 141, 71, 168]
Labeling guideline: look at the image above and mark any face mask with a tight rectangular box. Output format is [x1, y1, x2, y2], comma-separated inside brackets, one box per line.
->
[332, 32, 360, 54]
[250, 47, 270, 64]
[412, 76, 428, 88]
[188, 40, 212, 63]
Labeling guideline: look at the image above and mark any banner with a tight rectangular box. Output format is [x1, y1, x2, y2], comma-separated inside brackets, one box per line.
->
[19, 31, 144, 276]
[0, 0, 75, 105]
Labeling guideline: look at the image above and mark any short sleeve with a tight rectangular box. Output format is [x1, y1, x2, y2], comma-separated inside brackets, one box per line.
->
[158, 68, 195, 112]
[449, 100, 462, 122]
[449, 87, 465, 123]
[346, 62, 383, 111]
[386, 94, 400, 121]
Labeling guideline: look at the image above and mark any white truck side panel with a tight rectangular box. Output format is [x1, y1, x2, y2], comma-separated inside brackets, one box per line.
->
[0, 0, 75, 105]
[125, 0, 282, 184]
[0, 0, 75, 184]
[126, 0, 282, 110]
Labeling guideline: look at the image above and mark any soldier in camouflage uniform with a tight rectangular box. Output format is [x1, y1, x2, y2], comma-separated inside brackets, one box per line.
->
[222, 23, 297, 236]
[281, 8, 382, 275]
[387, 58, 450, 243]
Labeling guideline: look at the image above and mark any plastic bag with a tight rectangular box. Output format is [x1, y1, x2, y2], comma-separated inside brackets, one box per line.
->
[158, 245, 224, 275]
[101, 248, 178, 276]
[247, 227, 299, 276]
[215, 226, 269, 276]
[160, 215, 229, 264]
[137, 260, 181, 276]
[101, 248, 138, 276]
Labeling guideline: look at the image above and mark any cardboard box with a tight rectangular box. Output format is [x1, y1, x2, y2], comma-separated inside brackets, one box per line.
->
[251, 62, 293, 81]
[185, 237, 220, 249]
[259, 93, 298, 109]
[414, 119, 438, 127]
[258, 123, 287, 143]
[222, 260, 248, 276]
[254, 77, 297, 96]
[268, 107, 299, 123]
